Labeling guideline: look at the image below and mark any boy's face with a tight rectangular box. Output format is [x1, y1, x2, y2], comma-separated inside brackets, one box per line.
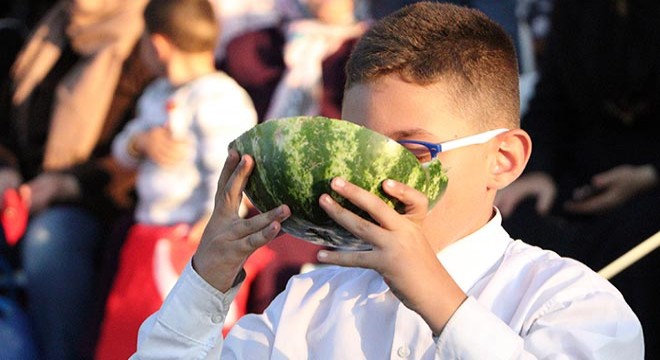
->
[342, 74, 497, 251]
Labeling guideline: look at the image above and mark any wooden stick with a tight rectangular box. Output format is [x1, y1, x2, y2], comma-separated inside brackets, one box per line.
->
[598, 231, 660, 280]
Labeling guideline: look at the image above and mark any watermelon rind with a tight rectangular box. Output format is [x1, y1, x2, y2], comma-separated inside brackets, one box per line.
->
[229, 116, 448, 250]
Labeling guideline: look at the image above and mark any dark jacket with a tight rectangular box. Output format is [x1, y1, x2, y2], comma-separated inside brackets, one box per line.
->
[0, 43, 154, 219]
[523, 0, 660, 204]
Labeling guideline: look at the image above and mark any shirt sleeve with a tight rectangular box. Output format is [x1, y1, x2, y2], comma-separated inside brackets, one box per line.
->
[436, 292, 644, 359]
[131, 262, 241, 360]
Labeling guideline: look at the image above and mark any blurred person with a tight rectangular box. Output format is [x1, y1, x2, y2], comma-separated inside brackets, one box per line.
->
[496, 0, 660, 356]
[263, 0, 368, 120]
[209, 0, 280, 61]
[220, 0, 369, 122]
[0, 0, 155, 358]
[94, 0, 257, 358]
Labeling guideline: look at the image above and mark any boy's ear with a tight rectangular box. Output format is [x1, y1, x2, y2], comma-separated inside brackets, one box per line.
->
[149, 33, 172, 63]
[487, 129, 532, 189]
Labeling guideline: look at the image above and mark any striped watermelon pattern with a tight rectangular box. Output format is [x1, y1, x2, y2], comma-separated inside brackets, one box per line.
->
[230, 116, 448, 250]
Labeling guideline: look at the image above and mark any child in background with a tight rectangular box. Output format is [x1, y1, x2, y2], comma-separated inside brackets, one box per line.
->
[95, 0, 257, 359]
[263, 0, 367, 120]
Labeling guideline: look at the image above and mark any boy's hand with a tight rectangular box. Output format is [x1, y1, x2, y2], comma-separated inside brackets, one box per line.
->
[317, 177, 466, 334]
[192, 150, 291, 293]
[134, 126, 189, 167]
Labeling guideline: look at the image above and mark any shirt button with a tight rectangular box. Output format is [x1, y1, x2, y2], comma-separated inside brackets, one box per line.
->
[397, 346, 411, 358]
[211, 314, 225, 324]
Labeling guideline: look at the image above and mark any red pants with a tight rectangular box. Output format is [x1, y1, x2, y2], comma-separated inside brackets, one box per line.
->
[94, 223, 274, 360]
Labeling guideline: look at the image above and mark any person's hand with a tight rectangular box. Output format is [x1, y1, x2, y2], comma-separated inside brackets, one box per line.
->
[495, 172, 557, 217]
[0, 168, 22, 201]
[134, 126, 189, 167]
[192, 150, 291, 292]
[564, 164, 658, 214]
[20, 172, 80, 214]
[316, 177, 466, 334]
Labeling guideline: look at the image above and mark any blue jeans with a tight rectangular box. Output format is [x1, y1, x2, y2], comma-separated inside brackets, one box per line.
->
[21, 205, 102, 360]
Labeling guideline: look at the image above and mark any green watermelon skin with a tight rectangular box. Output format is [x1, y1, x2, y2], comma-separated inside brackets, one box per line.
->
[230, 116, 448, 250]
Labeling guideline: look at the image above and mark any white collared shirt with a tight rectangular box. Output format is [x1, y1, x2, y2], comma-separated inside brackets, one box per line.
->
[132, 211, 644, 359]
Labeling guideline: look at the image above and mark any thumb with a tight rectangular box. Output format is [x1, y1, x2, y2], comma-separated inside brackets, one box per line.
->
[495, 193, 517, 218]
[18, 184, 32, 210]
[535, 189, 555, 215]
[591, 169, 619, 188]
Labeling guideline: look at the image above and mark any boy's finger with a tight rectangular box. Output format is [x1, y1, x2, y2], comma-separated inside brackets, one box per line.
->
[223, 155, 255, 209]
[380, 179, 428, 222]
[229, 205, 291, 240]
[316, 249, 372, 269]
[216, 150, 241, 188]
[328, 177, 425, 229]
[243, 221, 283, 251]
[213, 150, 242, 210]
[319, 192, 387, 247]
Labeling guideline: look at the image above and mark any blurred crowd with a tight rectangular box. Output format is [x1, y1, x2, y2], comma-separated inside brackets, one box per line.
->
[1, 0, 658, 359]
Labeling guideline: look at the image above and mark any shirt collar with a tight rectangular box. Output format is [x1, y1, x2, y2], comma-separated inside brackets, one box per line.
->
[436, 209, 512, 293]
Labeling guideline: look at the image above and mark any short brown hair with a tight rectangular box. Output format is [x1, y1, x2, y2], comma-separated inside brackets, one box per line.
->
[144, 0, 219, 53]
[345, 2, 520, 128]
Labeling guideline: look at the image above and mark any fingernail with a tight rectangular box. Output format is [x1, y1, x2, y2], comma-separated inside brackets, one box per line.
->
[317, 250, 328, 260]
[277, 205, 286, 216]
[384, 179, 395, 188]
[321, 194, 333, 204]
[269, 222, 279, 235]
[333, 178, 346, 188]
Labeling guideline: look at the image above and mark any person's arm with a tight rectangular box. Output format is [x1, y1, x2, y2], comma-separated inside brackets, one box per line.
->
[112, 115, 153, 169]
[316, 177, 468, 334]
[315, 177, 643, 358]
[113, 81, 195, 169]
[563, 163, 660, 214]
[132, 149, 289, 358]
[62, 157, 134, 218]
[436, 291, 643, 358]
[131, 263, 242, 359]
[133, 149, 289, 357]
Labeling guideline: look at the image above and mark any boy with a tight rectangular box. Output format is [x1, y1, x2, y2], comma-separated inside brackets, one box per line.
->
[132, 2, 643, 358]
[96, 0, 257, 359]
